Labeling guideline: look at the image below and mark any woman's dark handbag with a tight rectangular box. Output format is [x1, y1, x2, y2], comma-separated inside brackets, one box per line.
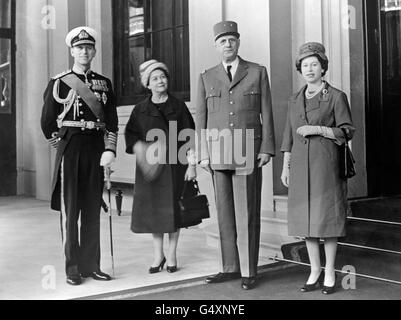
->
[339, 129, 356, 180]
[178, 180, 210, 228]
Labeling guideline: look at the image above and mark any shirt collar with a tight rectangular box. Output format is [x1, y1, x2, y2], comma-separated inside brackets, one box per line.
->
[72, 65, 92, 76]
[222, 57, 239, 76]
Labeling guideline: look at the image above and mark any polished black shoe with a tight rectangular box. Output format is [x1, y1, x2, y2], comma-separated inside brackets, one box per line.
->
[205, 272, 241, 284]
[82, 270, 112, 281]
[167, 265, 178, 273]
[300, 271, 324, 292]
[241, 277, 257, 290]
[149, 257, 166, 274]
[66, 275, 82, 286]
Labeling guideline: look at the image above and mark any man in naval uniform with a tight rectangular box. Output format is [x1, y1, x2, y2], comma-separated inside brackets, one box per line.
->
[196, 21, 275, 290]
[41, 26, 118, 286]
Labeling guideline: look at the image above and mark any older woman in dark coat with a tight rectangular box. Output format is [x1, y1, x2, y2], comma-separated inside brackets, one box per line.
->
[125, 60, 196, 273]
[281, 43, 355, 294]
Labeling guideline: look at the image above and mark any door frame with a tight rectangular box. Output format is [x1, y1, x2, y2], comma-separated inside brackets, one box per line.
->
[0, 0, 16, 195]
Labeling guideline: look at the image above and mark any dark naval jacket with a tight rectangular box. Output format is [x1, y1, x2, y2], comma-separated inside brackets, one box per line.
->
[41, 69, 119, 211]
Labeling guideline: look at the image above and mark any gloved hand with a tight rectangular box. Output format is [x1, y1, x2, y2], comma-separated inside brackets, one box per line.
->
[184, 165, 197, 181]
[281, 152, 291, 188]
[100, 151, 115, 167]
[200, 159, 212, 174]
[296, 125, 323, 138]
[47, 132, 60, 149]
[257, 153, 271, 168]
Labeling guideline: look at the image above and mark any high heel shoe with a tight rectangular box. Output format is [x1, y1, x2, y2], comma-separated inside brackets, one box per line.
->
[322, 274, 337, 295]
[166, 265, 178, 273]
[148, 257, 166, 274]
[300, 271, 324, 292]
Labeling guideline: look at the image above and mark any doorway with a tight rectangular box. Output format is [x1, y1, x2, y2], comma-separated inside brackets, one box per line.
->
[0, 0, 16, 196]
[365, 0, 401, 197]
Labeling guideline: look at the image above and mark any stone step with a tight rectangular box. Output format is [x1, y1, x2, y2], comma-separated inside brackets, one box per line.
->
[273, 195, 288, 212]
[203, 223, 296, 260]
[261, 210, 288, 236]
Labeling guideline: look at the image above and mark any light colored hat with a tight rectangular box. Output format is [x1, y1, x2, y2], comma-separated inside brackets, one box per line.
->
[139, 59, 169, 87]
[213, 21, 240, 42]
[295, 42, 328, 66]
[65, 26, 97, 48]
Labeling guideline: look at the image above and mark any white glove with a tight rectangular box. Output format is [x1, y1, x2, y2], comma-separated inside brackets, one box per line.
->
[296, 125, 323, 138]
[100, 151, 115, 167]
[281, 152, 291, 188]
[200, 159, 212, 174]
[184, 165, 197, 181]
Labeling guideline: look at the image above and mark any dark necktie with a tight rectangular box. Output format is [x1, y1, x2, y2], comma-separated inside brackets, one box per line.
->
[227, 65, 232, 82]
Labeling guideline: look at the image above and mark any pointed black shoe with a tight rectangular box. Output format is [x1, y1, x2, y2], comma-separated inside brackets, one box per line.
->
[66, 275, 82, 286]
[81, 270, 112, 281]
[322, 274, 337, 295]
[205, 272, 241, 284]
[167, 265, 178, 273]
[300, 271, 324, 292]
[149, 257, 166, 274]
[241, 277, 257, 290]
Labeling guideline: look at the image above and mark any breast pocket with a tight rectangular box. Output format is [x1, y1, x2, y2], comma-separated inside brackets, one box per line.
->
[243, 89, 261, 110]
[206, 89, 221, 113]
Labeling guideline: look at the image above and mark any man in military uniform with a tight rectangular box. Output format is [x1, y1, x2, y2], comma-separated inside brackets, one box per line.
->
[196, 21, 275, 290]
[41, 26, 118, 286]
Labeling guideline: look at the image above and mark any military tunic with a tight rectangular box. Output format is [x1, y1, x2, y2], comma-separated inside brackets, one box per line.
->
[41, 69, 118, 276]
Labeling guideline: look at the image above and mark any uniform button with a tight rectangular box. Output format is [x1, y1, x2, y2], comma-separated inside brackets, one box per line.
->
[300, 115, 305, 120]
[230, 123, 234, 127]
[230, 91, 233, 94]
[80, 111, 84, 115]
[79, 103, 83, 107]
[211, 87, 214, 90]
[230, 112, 235, 116]
[230, 101, 234, 105]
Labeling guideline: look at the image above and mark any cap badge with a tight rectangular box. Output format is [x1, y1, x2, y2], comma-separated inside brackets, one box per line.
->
[79, 30, 90, 40]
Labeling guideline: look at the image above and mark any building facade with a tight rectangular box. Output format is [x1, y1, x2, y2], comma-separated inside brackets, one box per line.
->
[2, 0, 400, 224]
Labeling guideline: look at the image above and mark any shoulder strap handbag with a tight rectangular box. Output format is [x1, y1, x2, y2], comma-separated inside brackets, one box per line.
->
[339, 128, 356, 180]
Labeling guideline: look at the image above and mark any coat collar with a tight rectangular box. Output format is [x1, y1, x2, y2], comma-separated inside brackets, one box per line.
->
[290, 82, 332, 124]
[140, 94, 176, 118]
[215, 56, 249, 89]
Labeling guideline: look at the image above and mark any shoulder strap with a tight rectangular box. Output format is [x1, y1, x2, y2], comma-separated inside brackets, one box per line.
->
[61, 74, 104, 121]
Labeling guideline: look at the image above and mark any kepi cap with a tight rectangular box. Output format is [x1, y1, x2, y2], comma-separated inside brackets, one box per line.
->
[65, 26, 97, 48]
[296, 42, 328, 66]
[139, 59, 169, 87]
[213, 21, 240, 42]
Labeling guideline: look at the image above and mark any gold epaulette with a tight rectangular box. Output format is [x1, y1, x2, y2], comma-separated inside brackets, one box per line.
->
[51, 70, 72, 80]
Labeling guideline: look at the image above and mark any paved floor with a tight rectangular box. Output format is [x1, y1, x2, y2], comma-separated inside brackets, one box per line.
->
[85, 264, 401, 301]
[0, 196, 223, 300]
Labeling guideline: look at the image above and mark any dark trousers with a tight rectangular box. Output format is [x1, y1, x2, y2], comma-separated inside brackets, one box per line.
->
[60, 133, 104, 276]
[213, 168, 262, 278]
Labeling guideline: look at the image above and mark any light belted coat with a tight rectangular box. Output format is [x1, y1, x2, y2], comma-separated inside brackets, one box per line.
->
[281, 83, 355, 238]
[196, 57, 275, 170]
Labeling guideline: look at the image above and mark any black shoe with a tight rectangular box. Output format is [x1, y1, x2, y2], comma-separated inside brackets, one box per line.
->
[66, 275, 82, 286]
[322, 274, 337, 295]
[149, 257, 166, 274]
[82, 270, 112, 281]
[167, 265, 178, 273]
[300, 271, 324, 292]
[241, 277, 257, 290]
[205, 272, 241, 284]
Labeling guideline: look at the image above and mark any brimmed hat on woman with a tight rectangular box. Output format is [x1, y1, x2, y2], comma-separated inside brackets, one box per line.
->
[139, 59, 170, 87]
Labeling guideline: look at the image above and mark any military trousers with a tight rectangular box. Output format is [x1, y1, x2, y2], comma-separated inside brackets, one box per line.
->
[212, 167, 262, 278]
[60, 133, 104, 277]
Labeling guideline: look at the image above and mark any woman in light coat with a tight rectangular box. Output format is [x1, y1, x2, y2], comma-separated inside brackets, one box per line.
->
[281, 42, 355, 294]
